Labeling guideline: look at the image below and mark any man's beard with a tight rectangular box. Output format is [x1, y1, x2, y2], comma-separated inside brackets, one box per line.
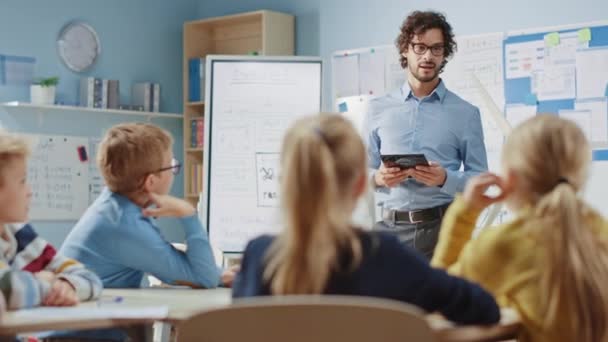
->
[409, 63, 440, 83]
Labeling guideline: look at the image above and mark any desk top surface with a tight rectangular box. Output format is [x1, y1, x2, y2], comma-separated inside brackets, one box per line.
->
[0, 288, 520, 341]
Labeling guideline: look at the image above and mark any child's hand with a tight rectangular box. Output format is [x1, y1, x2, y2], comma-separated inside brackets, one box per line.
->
[35, 270, 56, 283]
[43, 279, 79, 306]
[142, 193, 196, 218]
[463, 173, 510, 212]
[221, 265, 240, 288]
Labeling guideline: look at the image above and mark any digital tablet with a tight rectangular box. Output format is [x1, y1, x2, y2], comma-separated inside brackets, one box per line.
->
[381, 154, 429, 170]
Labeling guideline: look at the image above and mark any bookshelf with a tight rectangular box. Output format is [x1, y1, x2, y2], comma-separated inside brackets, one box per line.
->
[183, 10, 294, 204]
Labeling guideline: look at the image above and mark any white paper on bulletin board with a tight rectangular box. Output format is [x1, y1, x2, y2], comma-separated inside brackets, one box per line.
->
[26, 134, 89, 220]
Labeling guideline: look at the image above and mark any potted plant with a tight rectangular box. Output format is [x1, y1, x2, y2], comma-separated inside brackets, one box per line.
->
[30, 77, 59, 105]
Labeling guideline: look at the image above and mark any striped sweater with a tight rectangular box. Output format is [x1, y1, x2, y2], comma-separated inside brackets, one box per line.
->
[0, 223, 102, 309]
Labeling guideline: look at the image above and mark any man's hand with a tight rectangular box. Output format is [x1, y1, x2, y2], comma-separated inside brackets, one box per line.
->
[462, 173, 511, 212]
[412, 161, 447, 187]
[42, 279, 79, 307]
[375, 163, 412, 188]
[142, 193, 196, 218]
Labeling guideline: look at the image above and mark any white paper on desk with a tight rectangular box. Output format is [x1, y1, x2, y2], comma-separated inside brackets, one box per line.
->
[505, 104, 537, 128]
[505, 40, 545, 79]
[531, 65, 576, 101]
[358, 50, 386, 96]
[333, 54, 360, 98]
[11, 306, 169, 320]
[559, 109, 593, 142]
[575, 98, 608, 144]
[576, 47, 608, 99]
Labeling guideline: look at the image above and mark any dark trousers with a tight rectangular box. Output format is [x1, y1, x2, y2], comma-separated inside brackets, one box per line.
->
[373, 205, 449, 259]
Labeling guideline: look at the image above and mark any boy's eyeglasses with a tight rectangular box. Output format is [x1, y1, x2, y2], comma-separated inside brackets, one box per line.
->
[155, 158, 182, 175]
[410, 43, 445, 56]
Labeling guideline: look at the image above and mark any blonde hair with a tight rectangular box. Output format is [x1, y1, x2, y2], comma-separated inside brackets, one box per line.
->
[263, 114, 366, 294]
[97, 123, 173, 194]
[503, 115, 608, 341]
[0, 130, 30, 186]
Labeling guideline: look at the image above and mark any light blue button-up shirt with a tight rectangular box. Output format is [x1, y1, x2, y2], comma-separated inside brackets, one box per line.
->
[364, 80, 488, 211]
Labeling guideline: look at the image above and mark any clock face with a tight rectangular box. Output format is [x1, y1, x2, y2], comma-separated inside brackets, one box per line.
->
[57, 22, 100, 73]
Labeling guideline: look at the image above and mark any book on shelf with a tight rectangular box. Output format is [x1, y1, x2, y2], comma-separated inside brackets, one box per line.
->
[189, 117, 204, 147]
[79, 77, 102, 108]
[152, 83, 160, 112]
[132, 82, 151, 112]
[188, 58, 205, 102]
[107, 80, 120, 109]
[189, 163, 204, 194]
[80, 78, 120, 109]
[132, 82, 161, 112]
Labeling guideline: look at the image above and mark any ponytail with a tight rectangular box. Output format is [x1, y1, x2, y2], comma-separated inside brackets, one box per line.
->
[264, 115, 364, 294]
[534, 183, 608, 341]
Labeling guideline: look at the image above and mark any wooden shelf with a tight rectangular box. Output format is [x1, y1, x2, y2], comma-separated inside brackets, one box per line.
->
[187, 101, 205, 106]
[1, 102, 183, 119]
[182, 10, 294, 201]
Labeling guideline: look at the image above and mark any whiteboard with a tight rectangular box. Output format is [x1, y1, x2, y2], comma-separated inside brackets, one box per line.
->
[203, 56, 322, 252]
[26, 134, 89, 220]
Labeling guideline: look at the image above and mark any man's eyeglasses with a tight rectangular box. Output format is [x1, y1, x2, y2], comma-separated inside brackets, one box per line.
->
[410, 43, 445, 57]
[155, 158, 182, 175]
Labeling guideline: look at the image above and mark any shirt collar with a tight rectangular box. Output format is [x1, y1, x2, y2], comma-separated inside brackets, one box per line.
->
[400, 78, 447, 102]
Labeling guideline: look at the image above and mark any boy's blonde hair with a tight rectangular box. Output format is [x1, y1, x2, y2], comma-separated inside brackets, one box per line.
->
[504, 115, 608, 342]
[0, 130, 30, 186]
[264, 114, 365, 295]
[97, 123, 173, 194]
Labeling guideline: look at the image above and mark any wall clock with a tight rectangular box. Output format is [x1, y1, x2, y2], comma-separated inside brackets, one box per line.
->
[57, 21, 101, 73]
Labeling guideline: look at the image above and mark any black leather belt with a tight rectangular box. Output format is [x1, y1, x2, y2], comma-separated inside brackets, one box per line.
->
[382, 203, 451, 224]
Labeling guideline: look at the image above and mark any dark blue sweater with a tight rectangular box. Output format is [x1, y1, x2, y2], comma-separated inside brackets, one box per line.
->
[233, 231, 500, 325]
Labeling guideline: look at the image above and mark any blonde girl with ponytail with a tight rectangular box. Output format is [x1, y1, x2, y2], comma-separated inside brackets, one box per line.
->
[432, 114, 608, 342]
[233, 114, 500, 325]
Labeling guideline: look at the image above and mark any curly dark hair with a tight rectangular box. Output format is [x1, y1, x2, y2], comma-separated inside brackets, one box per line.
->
[395, 11, 457, 71]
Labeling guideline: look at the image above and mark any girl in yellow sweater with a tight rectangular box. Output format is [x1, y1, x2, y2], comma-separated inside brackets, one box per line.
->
[432, 114, 608, 342]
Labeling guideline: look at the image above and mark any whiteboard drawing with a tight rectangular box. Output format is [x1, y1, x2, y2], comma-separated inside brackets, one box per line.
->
[255, 153, 280, 207]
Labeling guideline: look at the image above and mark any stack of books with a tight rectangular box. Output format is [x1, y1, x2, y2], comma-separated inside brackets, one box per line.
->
[188, 163, 203, 195]
[132, 82, 161, 112]
[79, 78, 161, 112]
[79, 78, 119, 109]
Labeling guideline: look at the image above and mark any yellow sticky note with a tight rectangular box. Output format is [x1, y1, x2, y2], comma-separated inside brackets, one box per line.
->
[578, 28, 591, 43]
[545, 32, 560, 47]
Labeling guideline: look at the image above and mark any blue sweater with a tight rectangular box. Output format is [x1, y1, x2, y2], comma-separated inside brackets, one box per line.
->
[49, 188, 220, 341]
[61, 188, 220, 288]
[233, 231, 500, 325]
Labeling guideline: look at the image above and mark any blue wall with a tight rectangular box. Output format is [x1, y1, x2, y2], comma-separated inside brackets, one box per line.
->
[0, 0, 200, 245]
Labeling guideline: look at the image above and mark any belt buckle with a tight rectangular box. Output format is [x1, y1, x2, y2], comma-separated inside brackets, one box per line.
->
[408, 210, 423, 224]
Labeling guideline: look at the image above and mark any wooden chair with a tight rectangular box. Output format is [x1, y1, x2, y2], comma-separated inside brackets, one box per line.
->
[176, 295, 437, 342]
